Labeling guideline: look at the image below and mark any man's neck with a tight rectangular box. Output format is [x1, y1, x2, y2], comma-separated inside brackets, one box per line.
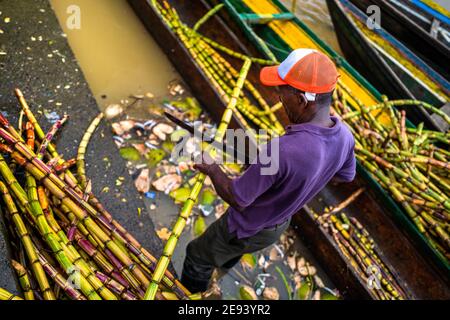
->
[292, 106, 334, 128]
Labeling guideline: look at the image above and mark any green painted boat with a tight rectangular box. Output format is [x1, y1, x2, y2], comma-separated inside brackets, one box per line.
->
[348, 0, 450, 81]
[326, 0, 449, 132]
[208, 0, 450, 278]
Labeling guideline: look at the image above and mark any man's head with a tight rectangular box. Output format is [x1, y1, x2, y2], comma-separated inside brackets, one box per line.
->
[260, 49, 339, 124]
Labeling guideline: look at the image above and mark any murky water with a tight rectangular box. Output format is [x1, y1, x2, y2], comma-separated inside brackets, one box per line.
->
[49, 0, 181, 110]
[281, 0, 342, 54]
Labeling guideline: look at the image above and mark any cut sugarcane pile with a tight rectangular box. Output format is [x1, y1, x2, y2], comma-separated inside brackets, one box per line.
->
[0, 89, 193, 300]
[151, 1, 284, 140]
[315, 189, 409, 300]
[332, 85, 450, 263]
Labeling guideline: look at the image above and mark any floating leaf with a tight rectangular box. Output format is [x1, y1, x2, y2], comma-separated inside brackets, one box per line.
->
[240, 253, 256, 271]
[239, 285, 257, 300]
[169, 187, 190, 203]
[146, 149, 166, 167]
[297, 281, 312, 300]
[184, 97, 202, 119]
[170, 100, 190, 111]
[194, 216, 206, 237]
[162, 141, 174, 153]
[263, 287, 279, 300]
[156, 228, 171, 241]
[201, 188, 216, 206]
[134, 169, 150, 193]
[152, 123, 174, 140]
[119, 147, 141, 161]
[170, 129, 189, 142]
[321, 291, 339, 300]
[152, 174, 182, 192]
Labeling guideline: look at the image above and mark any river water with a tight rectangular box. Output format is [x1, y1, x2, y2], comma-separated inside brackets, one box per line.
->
[49, 0, 182, 110]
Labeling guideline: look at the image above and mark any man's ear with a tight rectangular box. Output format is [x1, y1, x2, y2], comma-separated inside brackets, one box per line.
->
[297, 92, 308, 107]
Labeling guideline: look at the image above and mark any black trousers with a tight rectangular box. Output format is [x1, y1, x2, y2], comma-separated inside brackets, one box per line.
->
[181, 211, 290, 293]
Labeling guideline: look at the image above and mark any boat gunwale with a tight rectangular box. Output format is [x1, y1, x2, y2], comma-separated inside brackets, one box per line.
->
[339, 0, 450, 95]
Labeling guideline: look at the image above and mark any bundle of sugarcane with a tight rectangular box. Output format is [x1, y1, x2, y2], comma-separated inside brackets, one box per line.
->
[150, 1, 284, 140]
[315, 188, 409, 300]
[331, 84, 450, 262]
[0, 90, 194, 300]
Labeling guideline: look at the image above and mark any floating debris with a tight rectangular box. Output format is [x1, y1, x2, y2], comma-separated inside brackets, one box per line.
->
[104, 104, 123, 119]
[263, 287, 279, 300]
[43, 111, 60, 124]
[156, 227, 171, 241]
[134, 168, 150, 193]
[119, 146, 141, 162]
[193, 216, 207, 237]
[152, 174, 181, 192]
[239, 285, 258, 300]
[152, 123, 174, 141]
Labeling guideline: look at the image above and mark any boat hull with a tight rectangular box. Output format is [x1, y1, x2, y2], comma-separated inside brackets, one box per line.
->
[326, 0, 448, 131]
[349, 0, 449, 81]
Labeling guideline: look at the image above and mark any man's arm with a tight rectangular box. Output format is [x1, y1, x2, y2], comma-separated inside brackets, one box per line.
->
[193, 162, 245, 212]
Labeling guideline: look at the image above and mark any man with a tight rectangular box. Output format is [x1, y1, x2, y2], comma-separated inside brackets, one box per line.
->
[181, 49, 356, 293]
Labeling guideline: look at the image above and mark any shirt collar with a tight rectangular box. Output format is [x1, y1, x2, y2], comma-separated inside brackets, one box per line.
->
[285, 116, 341, 135]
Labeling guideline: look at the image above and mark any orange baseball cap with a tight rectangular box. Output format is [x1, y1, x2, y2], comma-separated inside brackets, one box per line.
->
[260, 49, 339, 100]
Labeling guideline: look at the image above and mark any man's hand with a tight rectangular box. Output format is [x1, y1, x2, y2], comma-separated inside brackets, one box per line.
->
[193, 151, 216, 176]
[192, 151, 245, 212]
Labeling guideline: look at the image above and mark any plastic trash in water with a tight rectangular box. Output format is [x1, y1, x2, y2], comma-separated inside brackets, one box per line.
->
[44, 111, 61, 124]
[255, 273, 271, 296]
[199, 204, 214, 217]
[144, 191, 156, 200]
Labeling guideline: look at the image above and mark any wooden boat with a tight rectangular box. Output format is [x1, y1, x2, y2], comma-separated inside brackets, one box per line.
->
[127, 0, 450, 298]
[325, 0, 450, 132]
[348, 0, 449, 81]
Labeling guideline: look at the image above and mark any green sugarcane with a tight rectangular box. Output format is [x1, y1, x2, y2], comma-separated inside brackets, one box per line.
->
[0, 288, 23, 300]
[77, 113, 104, 190]
[0, 177, 56, 300]
[11, 260, 34, 300]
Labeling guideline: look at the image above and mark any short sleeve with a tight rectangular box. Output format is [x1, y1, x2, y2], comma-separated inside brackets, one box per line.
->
[230, 142, 280, 208]
[335, 148, 356, 182]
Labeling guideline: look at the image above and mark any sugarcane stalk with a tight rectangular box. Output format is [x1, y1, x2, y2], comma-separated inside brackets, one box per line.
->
[342, 100, 450, 125]
[0, 143, 150, 298]
[144, 58, 252, 300]
[0, 288, 23, 300]
[5, 90, 190, 299]
[36, 115, 68, 159]
[23, 123, 113, 299]
[192, 3, 224, 31]
[11, 260, 34, 300]
[327, 188, 364, 214]
[77, 113, 104, 190]
[0, 179, 56, 300]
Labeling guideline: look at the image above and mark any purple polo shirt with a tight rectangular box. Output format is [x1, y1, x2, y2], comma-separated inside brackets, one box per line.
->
[228, 116, 356, 239]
